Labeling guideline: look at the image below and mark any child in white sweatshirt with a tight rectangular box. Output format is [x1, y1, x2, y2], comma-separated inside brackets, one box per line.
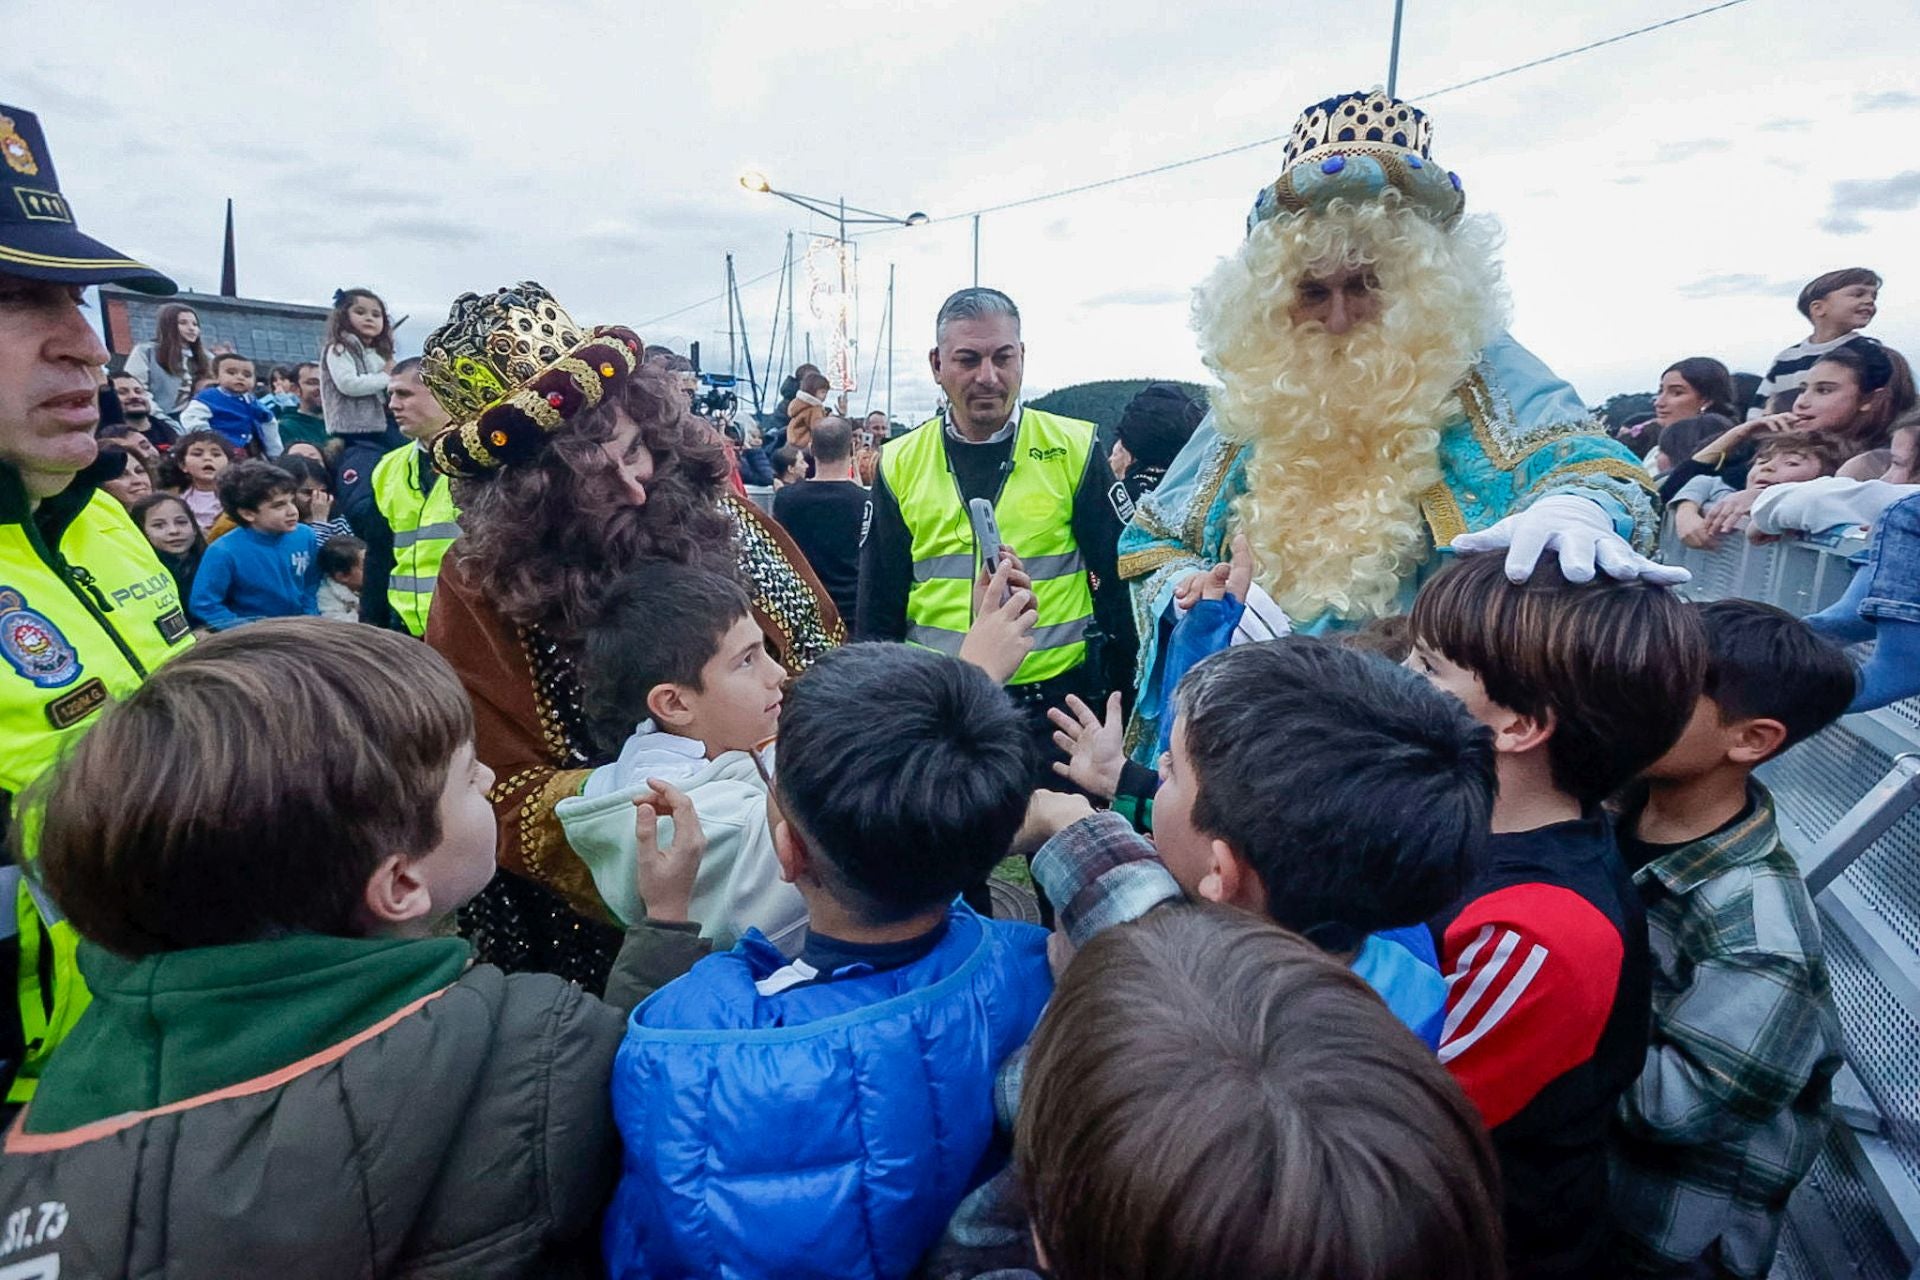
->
[558, 563, 807, 952]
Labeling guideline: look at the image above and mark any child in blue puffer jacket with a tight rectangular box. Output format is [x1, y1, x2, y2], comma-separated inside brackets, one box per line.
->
[603, 643, 1052, 1280]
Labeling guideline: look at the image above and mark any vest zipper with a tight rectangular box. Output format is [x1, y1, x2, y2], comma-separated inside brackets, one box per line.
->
[51, 558, 149, 680]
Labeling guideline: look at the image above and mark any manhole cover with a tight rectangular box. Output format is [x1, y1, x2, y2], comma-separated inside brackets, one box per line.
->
[987, 875, 1043, 924]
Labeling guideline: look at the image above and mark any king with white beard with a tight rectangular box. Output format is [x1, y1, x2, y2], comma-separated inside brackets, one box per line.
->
[1121, 89, 1681, 757]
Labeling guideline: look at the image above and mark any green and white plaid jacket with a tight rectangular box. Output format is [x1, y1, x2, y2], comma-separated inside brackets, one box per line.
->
[1609, 781, 1843, 1278]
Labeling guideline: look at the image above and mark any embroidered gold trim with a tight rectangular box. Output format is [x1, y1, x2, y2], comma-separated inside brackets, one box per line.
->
[1420, 483, 1468, 548]
[1117, 545, 1193, 581]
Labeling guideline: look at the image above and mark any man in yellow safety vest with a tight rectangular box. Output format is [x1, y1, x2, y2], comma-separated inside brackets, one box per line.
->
[0, 103, 192, 1109]
[351, 356, 459, 635]
[857, 287, 1134, 777]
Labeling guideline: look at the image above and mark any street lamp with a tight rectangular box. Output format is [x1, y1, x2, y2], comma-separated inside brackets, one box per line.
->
[737, 171, 928, 243]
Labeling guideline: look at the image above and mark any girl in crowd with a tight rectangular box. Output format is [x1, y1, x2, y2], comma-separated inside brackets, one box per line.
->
[319, 287, 397, 441]
[159, 430, 237, 531]
[1697, 340, 1917, 537]
[124, 303, 209, 415]
[1653, 358, 1741, 502]
[130, 492, 207, 625]
[418, 282, 841, 993]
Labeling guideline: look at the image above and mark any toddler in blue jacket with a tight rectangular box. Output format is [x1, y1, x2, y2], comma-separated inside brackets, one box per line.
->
[178, 352, 278, 454]
[603, 643, 1052, 1280]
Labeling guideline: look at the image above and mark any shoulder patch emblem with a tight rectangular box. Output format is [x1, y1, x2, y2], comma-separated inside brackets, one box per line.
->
[1107, 481, 1136, 524]
[0, 588, 82, 688]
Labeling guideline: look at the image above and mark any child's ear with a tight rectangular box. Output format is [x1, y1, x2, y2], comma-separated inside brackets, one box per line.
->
[1493, 705, 1555, 756]
[360, 853, 434, 934]
[772, 820, 810, 886]
[1729, 716, 1789, 765]
[1197, 839, 1267, 913]
[646, 682, 696, 729]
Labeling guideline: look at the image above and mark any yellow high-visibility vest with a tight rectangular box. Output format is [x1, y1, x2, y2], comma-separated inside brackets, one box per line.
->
[2, 481, 194, 1101]
[885, 408, 1096, 685]
[370, 444, 460, 637]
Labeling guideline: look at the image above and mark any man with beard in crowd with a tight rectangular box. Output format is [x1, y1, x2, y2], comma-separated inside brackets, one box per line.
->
[1121, 90, 1682, 757]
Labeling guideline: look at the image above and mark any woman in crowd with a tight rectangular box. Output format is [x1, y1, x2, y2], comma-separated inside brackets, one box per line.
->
[420, 283, 842, 993]
[1652, 358, 1743, 502]
[124, 303, 209, 415]
[1692, 339, 1917, 536]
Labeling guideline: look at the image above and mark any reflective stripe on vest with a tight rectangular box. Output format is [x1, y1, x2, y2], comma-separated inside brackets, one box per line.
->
[2, 487, 194, 1101]
[370, 444, 460, 637]
[885, 408, 1097, 685]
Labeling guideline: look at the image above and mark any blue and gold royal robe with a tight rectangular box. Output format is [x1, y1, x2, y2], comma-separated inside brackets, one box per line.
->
[1118, 332, 1659, 758]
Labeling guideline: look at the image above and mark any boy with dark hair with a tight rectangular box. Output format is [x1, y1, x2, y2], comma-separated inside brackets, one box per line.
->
[1407, 550, 1707, 1280]
[602, 643, 1052, 1280]
[773, 414, 871, 622]
[1749, 267, 1881, 416]
[179, 351, 279, 454]
[1031, 636, 1495, 1043]
[1017, 905, 1506, 1280]
[1610, 601, 1855, 1279]
[557, 562, 805, 950]
[0, 620, 705, 1275]
[188, 460, 320, 629]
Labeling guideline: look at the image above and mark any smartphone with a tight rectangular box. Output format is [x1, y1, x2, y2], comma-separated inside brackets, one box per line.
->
[968, 498, 1012, 604]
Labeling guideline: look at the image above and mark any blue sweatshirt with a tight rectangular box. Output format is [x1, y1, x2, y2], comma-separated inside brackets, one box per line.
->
[189, 524, 320, 630]
[190, 386, 275, 451]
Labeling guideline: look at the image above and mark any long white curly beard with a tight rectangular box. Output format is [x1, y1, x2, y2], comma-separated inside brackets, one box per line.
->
[1195, 196, 1509, 622]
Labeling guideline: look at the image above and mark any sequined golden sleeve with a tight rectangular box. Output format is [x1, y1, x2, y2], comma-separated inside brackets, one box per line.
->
[424, 556, 613, 922]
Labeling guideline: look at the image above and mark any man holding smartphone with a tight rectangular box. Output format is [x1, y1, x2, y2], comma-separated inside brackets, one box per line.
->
[857, 287, 1133, 775]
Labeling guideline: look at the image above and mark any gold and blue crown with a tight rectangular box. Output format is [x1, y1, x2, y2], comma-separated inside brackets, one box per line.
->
[1249, 90, 1465, 232]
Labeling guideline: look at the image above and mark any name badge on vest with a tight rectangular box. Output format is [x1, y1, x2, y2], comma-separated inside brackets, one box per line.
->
[45, 677, 108, 730]
[154, 607, 190, 646]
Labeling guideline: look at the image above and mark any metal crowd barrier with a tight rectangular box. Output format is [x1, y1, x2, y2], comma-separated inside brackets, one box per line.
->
[1657, 523, 1920, 1280]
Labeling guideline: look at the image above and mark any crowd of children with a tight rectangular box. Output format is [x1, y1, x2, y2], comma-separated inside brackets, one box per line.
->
[2, 519, 1870, 1280]
[18, 261, 1906, 1280]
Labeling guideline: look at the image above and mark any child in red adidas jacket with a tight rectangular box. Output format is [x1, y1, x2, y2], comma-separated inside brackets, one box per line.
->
[1406, 551, 1706, 1280]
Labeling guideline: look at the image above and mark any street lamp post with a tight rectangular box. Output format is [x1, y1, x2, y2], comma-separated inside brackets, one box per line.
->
[740, 173, 926, 397]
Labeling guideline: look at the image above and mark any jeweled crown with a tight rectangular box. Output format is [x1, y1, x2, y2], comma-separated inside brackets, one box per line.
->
[1284, 90, 1434, 167]
[421, 282, 587, 424]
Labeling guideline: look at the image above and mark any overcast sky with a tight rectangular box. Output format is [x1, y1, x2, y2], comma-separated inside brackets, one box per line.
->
[11, 0, 1918, 421]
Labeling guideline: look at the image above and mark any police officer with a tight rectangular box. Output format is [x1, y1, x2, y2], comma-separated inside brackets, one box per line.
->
[349, 356, 459, 634]
[857, 287, 1135, 774]
[0, 104, 190, 1108]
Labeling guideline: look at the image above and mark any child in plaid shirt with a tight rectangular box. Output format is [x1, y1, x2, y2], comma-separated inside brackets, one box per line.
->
[1609, 600, 1856, 1278]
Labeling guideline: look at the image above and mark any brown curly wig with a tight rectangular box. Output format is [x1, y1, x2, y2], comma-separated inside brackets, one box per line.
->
[449, 362, 737, 638]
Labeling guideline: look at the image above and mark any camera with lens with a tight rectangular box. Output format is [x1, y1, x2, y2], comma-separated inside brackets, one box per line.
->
[691, 373, 738, 418]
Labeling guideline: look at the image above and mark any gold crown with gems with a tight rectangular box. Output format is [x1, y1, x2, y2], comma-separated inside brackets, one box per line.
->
[1249, 89, 1465, 231]
[420, 282, 643, 478]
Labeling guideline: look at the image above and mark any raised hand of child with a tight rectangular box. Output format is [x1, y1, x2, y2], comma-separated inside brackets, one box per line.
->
[1047, 691, 1126, 800]
[960, 558, 1037, 684]
[634, 778, 707, 925]
[308, 488, 334, 523]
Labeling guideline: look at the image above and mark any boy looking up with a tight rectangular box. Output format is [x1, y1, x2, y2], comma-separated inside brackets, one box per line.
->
[188, 460, 319, 629]
[602, 644, 1052, 1280]
[0, 621, 695, 1275]
[558, 563, 806, 951]
[179, 352, 279, 454]
[1610, 601, 1854, 1279]
[1749, 268, 1880, 417]
[1407, 551, 1707, 1280]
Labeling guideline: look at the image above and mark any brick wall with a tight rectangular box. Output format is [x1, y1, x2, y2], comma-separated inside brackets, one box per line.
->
[102, 286, 332, 374]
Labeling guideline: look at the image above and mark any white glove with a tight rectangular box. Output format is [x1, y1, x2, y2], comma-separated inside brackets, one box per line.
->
[1450, 494, 1691, 586]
